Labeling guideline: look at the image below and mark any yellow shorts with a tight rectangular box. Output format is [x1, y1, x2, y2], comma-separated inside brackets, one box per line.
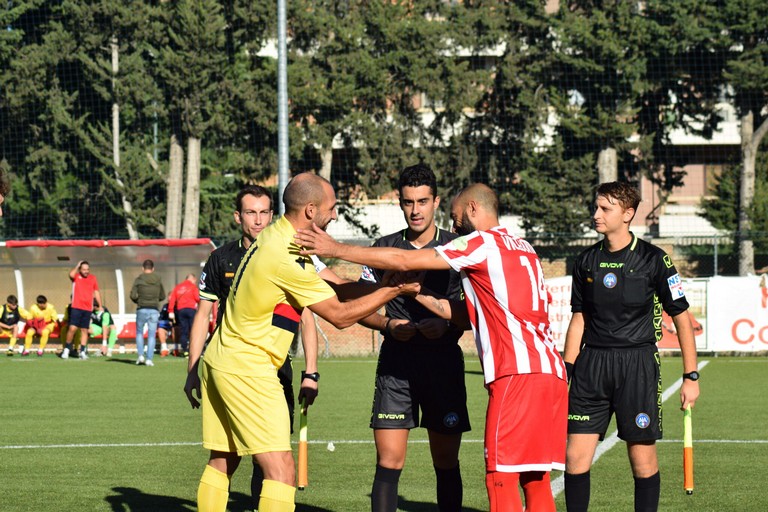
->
[1, 327, 14, 337]
[201, 360, 291, 456]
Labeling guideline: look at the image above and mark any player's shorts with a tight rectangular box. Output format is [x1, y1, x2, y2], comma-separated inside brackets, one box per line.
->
[91, 325, 105, 337]
[201, 360, 291, 456]
[157, 320, 172, 331]
[69, 308, 91, 329]
[568, 344, 662, 442]
[1, 327, 14, 336]
[370, 340, 471, 434]
[485, 373, 567, 473]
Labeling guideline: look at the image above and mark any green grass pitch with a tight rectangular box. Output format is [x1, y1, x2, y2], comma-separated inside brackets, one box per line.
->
[1, 353, 767, 511]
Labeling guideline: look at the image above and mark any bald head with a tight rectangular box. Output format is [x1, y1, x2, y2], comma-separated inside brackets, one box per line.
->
[283, 172, 338, 230]
[283, 173, 327, 214]
[456, 184, 498, 215]
[451, 183, 500, 235]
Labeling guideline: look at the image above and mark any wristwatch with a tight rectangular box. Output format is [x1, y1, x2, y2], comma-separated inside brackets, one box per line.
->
[682, 371, 700, 381]
[301, 371, 320, 382]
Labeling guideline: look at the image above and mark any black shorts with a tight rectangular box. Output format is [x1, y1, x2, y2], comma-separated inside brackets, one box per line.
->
[277, 355, 294, 434]
[370, 340, 471, 435]
[69, 308, 92, 329]
[568, 345, 662, 442]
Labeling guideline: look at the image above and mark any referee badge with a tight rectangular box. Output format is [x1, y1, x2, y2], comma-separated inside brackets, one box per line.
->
[635, 413, 651, 429]
[603, 272, 618, 289]
[443, 412, 460, 428]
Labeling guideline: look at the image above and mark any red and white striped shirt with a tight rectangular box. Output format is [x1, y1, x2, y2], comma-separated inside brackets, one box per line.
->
[436, 227, 565, 384]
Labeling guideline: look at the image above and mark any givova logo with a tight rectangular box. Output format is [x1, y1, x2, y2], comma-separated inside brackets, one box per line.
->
[568, 414, 590, 421]
[378, 413, 405, 420]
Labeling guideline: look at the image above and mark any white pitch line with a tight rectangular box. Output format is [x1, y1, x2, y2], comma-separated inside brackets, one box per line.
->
[0, 438, 486, 450]
[0, 441, 201, 450]
[550, 360, 710, 497]
[4, 433, 766, 451]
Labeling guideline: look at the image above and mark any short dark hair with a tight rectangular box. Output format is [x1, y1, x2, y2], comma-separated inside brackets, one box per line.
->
[80, 260, 90, 267]
[142, 259, 154, 270]
[36, 295, 47, 304]
[597, 181, 641, 211]
[398, 164, 437, 198]
[0, 168, 10, 198]
[236, 185, 273, 212]
[6, 295, 17, 306]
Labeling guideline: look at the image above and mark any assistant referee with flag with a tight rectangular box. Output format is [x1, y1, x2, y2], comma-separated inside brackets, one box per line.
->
[563, 181, 700, 512]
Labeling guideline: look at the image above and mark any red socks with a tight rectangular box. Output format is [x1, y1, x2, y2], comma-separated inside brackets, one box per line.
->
[486, 471, 555, 512]
[486, 471, 522, 512]
[520, 471, 555, 512]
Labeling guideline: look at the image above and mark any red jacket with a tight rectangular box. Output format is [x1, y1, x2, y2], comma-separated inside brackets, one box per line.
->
[169, 280, 200, 313]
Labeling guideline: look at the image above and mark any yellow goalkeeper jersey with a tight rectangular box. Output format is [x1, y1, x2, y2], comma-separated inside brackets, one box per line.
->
[203, 216, 335, 376]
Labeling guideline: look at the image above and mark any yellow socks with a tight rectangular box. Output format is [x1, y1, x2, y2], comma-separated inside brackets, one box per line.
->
[259, 479, 295, 512]
[197, 465, 230, 512]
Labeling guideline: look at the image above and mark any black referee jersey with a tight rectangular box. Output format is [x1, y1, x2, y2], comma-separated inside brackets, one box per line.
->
[571, 233, 690, 349]
[199, 238, 247, 326]
[361, 227, 464, 346]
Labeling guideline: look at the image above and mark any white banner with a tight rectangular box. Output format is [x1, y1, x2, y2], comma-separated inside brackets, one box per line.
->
[546, 276, 573, 352]
[707, 276, 768, 352]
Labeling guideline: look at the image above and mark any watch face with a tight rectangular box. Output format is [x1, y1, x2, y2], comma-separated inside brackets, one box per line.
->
[685, 371, 699, 381]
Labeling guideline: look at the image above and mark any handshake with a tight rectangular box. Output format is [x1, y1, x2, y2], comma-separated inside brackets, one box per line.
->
[381, 270, 423, 297]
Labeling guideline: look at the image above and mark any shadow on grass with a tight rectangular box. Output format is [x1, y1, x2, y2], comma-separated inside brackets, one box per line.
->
[104, 487, 334, 512]
[106, 358, 140, 365]
[228, 491, 333, 512]
[105, 487, 195, 511]
[398, 495, 485, 512]
[295, 502, 335, 511]
[465, 369, 484, 376]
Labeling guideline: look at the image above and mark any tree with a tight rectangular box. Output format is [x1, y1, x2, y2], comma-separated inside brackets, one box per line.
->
[719, 0, 768, 275]
[288, 0, 477, 214]
[156, 0, 230, 238]
[702, 149, 768, 252]
[550, 0, 652, 187]
[450, 0, 594, 236]
[663, 0, 768, 274]
[69, 1, 169, 238]
[153, 0, 278, 239]
[1, 2, 127, 238]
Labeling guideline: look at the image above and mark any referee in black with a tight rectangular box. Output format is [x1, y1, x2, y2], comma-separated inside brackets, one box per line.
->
[184, 185, 320, 511]
[563, 181, 700, 512]
[361, 164, 470, 512]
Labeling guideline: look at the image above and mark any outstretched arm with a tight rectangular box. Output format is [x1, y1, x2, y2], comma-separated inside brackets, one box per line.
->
[296, 224, 451, 272]
[308, 277, 419, 330]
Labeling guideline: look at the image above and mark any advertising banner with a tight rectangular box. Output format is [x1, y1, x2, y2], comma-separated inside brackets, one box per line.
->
[546, 276, 573, 352]
[707, 276, 768, 352]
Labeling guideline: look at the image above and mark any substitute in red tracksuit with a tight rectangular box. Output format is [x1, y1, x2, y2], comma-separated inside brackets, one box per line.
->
[169, 273, 200, 356]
